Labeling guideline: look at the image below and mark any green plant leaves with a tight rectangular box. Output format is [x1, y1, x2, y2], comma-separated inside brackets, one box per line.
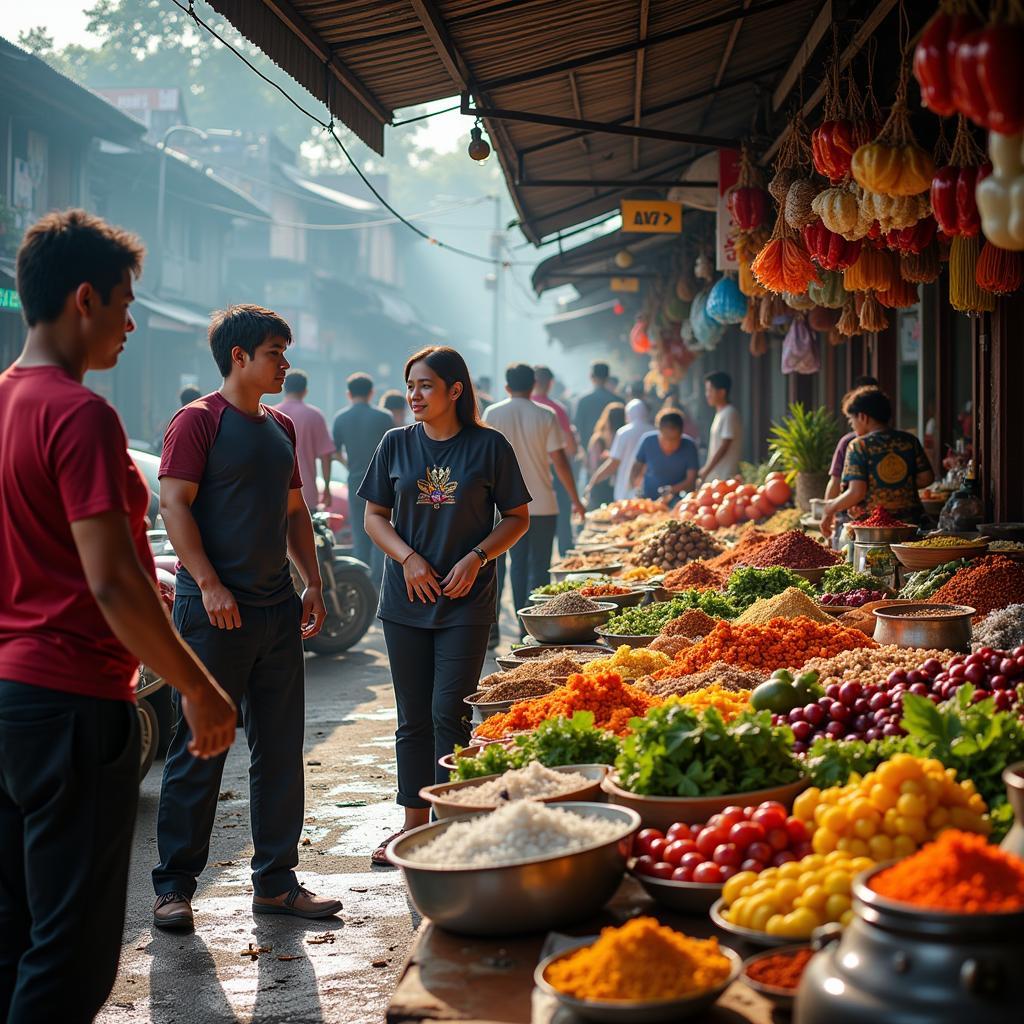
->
[768, 402, 843, 478]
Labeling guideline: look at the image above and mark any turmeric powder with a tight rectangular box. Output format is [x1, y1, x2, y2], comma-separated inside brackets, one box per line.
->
[543, 916, 731, 1001]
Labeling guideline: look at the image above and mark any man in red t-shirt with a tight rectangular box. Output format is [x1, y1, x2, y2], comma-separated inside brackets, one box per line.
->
[0, 210, 236, 1024]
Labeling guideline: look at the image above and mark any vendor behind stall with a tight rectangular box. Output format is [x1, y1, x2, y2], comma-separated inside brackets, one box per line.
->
[630, 409, 699, 501]
[821, 386, 934, 535]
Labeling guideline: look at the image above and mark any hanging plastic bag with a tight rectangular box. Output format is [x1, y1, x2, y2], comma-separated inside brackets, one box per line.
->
[688, 288, 726, 350]
[706, 276, 748, 324]
[781, 315, 820, 374]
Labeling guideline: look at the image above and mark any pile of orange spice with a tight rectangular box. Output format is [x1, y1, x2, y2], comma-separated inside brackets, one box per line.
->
[648, 617, 875, 676]
[870, 830, 1024, 913]
[745, 947, 814, 990]
[474, 671, 659, 739]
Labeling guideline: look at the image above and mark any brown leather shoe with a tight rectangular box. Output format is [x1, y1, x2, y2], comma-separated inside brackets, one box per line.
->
[252, 884, 342, 919]
[153, 891, 194, 931]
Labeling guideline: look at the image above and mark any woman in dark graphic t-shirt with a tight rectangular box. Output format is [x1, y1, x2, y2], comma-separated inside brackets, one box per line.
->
[359, 346, 530, 864]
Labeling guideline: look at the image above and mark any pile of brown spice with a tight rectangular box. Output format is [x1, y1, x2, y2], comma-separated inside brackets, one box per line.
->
[648, 634, 694, 658]
[530, 592, 604, 615]
[470, 677, 558, 703]
[637, 661, 767, 698]
[930, 555, 1024, 622]
[794, 645, 952, 689]
[736, 587, 835, 626]
[660, 608, 719, 638]
[706, 528, 774, 572]
[745, 530, 840, 570]
[661, 561, 727, 591]
[479, 654, 585, 689]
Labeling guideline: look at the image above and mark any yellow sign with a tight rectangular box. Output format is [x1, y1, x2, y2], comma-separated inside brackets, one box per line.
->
[620, 199, 683, 234]
[610, 277, 640, 293]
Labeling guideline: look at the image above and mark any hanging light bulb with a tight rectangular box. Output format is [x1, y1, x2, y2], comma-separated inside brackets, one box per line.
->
[612, 301, 625, 315]
[467, 122, 491, 162]
[614, 249, 634, 269]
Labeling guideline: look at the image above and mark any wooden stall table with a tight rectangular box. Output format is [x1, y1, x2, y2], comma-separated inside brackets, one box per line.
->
[387, 876, 779, 1024]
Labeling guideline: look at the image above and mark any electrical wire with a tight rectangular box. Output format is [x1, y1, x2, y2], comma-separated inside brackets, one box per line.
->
[167, 0, 533, 267]
[391, 103, 461, 127]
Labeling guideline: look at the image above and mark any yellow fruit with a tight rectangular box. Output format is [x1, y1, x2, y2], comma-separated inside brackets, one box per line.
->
[794, 788, 821, 820]
[849, 857, 874, 873]
[823, 872, 851, 896]
[927, 807, 950, 830]
[868, 834, 894, 861]
[784, 907, 822, 938]
[869, 783, 898, 812]
[750, 903, 777, 932]
[774, 879, 800, 907]
[896, 793, 928, 818]
[797, 885, 829, 913]
[822, 806, 848, 833]
[813, 828, 839, 854]
[892, 834, 917, 858]
[899, 778, 924, 797]
[778, 862, 803, 881]
[765, 914, 787, 936]
[723, 871, 759, 906]
[882, 808, 902, 836]
[825, 893, 852, 920]
[852, 816, 878, 840]
[729, 896, 752, 927]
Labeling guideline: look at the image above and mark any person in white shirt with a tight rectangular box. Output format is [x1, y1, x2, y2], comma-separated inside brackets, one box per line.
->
[700, 371, 743, 483]
[483, 364, 586, 631]
[584, 397, 652, 502]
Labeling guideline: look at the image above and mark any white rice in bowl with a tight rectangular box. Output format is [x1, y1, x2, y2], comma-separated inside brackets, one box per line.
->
[408, 801, 624, 868]
[443, 761, 590, 806]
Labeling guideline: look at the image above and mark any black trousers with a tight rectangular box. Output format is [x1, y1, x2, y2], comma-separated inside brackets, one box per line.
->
[0, 680, 139, 1024]
[153, 593, 305, 900]
[552, 469, 574, 557]
[381, 620, 491, 807]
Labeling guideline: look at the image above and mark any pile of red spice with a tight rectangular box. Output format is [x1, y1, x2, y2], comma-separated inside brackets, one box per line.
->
[661, 561, 728, 591]
[930, 555, 1024, 622]
[745, 947, 814, 990]
[852, 507, 912, 529]
[870, 830, 1024, 913]
[746, 530, 841, 570]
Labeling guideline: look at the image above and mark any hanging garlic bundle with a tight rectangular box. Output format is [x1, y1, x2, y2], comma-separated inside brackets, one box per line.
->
[859, 189, 931, 232]
[770, 111, 810, 202]
[836, 297, 860, 336]
[975, 240, 1024, 294]
[751, 207, 820, 293]
[900, 241, 941, 283]
[857, 290, 890, 332]
[949, 235, 996, 313]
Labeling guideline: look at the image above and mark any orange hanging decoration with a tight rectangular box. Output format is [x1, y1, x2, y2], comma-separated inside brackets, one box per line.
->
[857, 290, 890, 332]
[843, 248, 897, 292]
[900, 243, 941, 284]
[877, 277, 921, 308]
[975, 241, 1024, 294]
[751, 208, 820, 294]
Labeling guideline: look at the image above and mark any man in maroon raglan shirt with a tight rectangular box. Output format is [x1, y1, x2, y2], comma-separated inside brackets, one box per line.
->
[0, 210, 236, 1024]
[152, 304, 343, 930]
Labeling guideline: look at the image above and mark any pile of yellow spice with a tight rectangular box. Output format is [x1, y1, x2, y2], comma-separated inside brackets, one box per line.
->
[543, 917, 732, 1002]
[673, 682, 752, 721]
[583, 644, 672, 680]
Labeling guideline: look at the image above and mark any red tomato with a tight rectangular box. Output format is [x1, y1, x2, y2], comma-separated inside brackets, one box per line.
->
[738, 483, 758, 498]
[698, 491, 715, 507]
[745, 504, 762, 522]
[740, 858, 766, 873]
[633, 855, 656, 876]
[699, 513, 718, 531]
[664, 839, 697, 865]
[715, 504, 735, 529]
[765, 478, 792, 506]
[766, 471, 786, 482]
[666, 822, 691, 843]
[785, 817, 809, 843]
[647, 837, 668, 861]
[672, 865, 695, 882]
[634, 828, 664, 857]
[693, 861, 724, 883]
[752, 805, 788, 830]
[724, 478, 741, 492]
[728, 821, 766, 850]
[719, 807, 747, 827]
[649, 861, 677, 880]
[696, 825, 728, 858]
[772, 850, 798, 867]
[712, 843, 741, 867]
[766, 827, 791, 852]
[679, 851, 706, 871]
[746, 840, 773, 864]
[718, 863, 740, 881]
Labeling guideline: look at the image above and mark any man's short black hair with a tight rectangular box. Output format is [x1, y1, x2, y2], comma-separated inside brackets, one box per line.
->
[208, 304, 291, 378]
[16, 209, 144, 326]
[505, 362, 536, 393]
[347, 372, 373, 398]
[179, 386, 201, 406]
[284, 369, 308, 395]
[534, 365, 554, 386]
[656, 409, 684, 432]
[704, 371, 732, 395]
[380, 389, 405, 412]
[591, 361, 610, 381]
[843, 386, 892, 424]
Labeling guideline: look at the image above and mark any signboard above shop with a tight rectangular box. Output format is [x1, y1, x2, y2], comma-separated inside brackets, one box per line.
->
[620, 199, 683, 234]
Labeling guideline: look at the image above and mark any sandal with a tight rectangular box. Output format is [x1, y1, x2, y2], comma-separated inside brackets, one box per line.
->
[371, 830, 406, 867]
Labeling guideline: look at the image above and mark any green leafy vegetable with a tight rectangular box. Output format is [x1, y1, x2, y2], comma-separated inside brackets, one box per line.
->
[899, 559, 972, 599]
[605, 594, 737, 635]
[725, 566, 815, 610]
[614, 704, 802, 797]
[450, 711, 620, 781]
[819, 564, 889, 596]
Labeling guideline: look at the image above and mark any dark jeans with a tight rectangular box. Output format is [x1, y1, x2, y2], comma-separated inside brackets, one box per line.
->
[553, 469, 574, 557]
[381, 620, 491, 807]
[153, 593, 305, 900]
[347, 491, 384, 586]
[0, 680, 139, 1024]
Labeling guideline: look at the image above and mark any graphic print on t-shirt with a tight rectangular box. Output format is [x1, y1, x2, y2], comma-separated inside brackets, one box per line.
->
[417, 464, 458, 509]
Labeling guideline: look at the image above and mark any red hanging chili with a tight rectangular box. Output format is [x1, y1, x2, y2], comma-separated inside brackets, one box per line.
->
[803, 220, 863, 271]
[914, 7, 981, 117]
[976, 18, 1024, 134]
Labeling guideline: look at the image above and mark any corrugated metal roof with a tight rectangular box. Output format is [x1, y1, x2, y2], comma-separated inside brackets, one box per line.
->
[205, 1, 834, 242]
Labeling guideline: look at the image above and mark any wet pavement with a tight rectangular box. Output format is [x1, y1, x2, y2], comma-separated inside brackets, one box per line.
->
[98, 610, 513, 1024]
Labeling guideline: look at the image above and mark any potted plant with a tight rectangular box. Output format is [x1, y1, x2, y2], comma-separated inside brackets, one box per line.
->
[768, 403, 842, 511]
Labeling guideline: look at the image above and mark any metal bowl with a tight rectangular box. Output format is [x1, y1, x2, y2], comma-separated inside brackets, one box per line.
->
[710, 898, 798, 948]
[848, 525, 919, 544]
[741, 944, 812, 1010]
[535, 940, 742, 1022]
[504, 643, 608, 664]
[789, 565, 833, 585]
[518, 603, 617, 644]
[420, 765, 610, 819]
[872, 602, 976, 653]
[629, 864, 722, 913]
[386, 802, 640, 935]
[549, 563, 624, 583]
[463, 689, 555, 725]
[437, 740, 514, 773]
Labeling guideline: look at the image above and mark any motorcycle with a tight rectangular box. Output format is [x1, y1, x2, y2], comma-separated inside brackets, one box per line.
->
[134, 566, 177, 781]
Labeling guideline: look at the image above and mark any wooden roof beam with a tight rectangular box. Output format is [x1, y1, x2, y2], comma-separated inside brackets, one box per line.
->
[632, 0, 651, 172]
[771, 0, 836, 111]
[258, 0, 390, 124]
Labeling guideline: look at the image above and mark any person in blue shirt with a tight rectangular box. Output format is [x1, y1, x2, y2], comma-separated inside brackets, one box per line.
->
[631, 409, 700, 501]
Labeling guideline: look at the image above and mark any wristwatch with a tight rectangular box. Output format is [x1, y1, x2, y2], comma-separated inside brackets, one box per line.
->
[472, 546, 488, 565]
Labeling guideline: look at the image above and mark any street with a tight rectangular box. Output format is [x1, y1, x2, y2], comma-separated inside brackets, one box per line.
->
[97, 617, 471, 1024]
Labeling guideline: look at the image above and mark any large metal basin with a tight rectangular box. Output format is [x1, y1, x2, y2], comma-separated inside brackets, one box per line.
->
[872, 602, 975, 653]
[386, 802, 640, 935]
[518, 602, 616, 643]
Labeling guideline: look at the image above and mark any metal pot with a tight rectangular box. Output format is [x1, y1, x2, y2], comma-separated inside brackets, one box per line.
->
[872, 603, 975, 653]
[796, 865, 1024, 1024]
[1000, 762, 1024, 861]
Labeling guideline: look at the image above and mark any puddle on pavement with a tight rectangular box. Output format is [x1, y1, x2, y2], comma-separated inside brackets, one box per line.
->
[323, 802, 404, 858]
[347, 707, 397, 721]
